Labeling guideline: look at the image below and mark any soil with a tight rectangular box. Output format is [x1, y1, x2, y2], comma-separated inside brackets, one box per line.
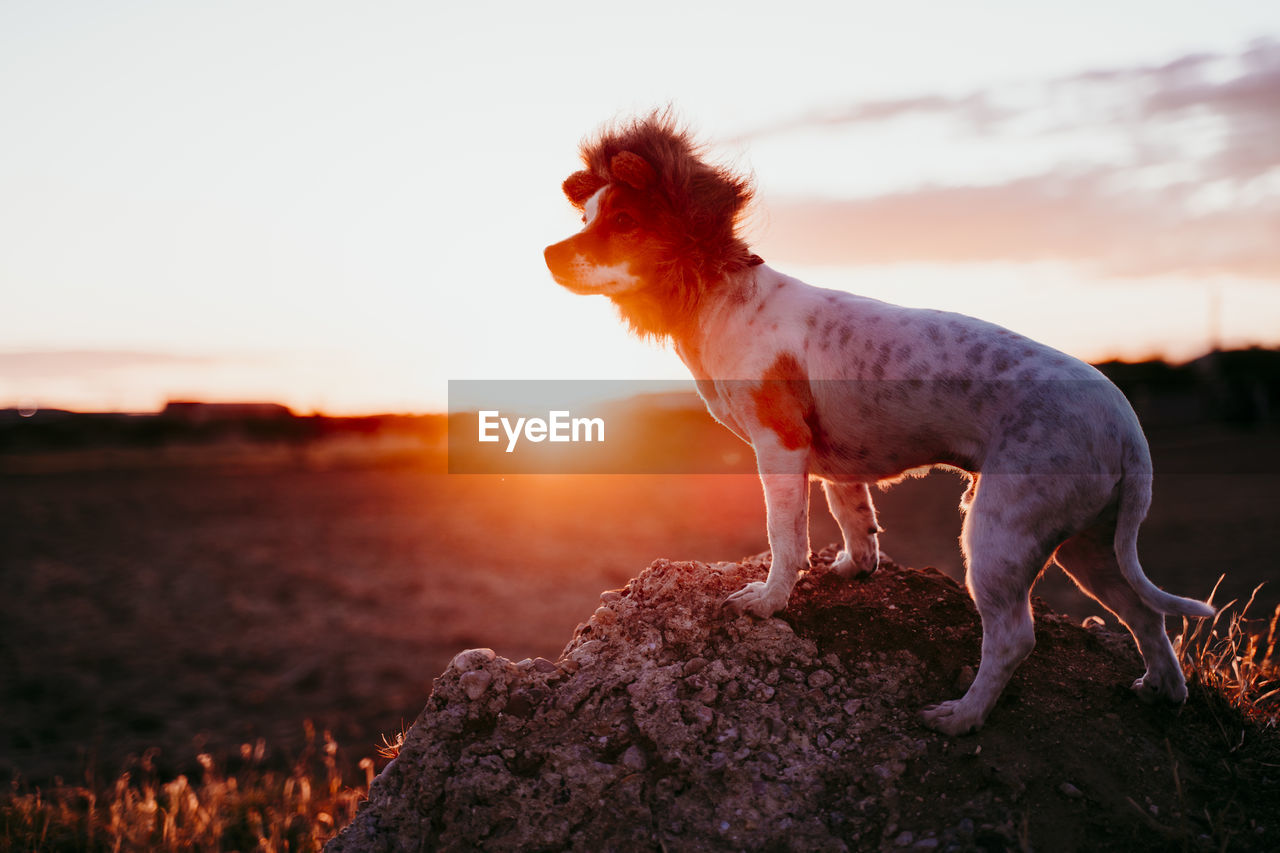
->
[1, 427, 1277, 846]
[785, 554, 1280, 851]
[332, 552, 1280, 851]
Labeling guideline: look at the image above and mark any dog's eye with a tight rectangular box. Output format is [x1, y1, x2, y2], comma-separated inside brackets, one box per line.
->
[613, 212, 638, 231]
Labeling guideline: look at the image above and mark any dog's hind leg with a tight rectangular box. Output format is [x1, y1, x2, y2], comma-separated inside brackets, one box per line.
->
[821, 480, 880, 579]
[921, 475, 1056, 735]
[1055, 517, 1188, 704]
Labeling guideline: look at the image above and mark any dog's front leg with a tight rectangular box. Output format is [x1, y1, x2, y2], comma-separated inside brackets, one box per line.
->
[725, 444, 810, 618]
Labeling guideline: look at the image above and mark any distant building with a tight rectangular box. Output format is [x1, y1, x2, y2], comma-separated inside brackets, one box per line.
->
[161, 401, 294, 424]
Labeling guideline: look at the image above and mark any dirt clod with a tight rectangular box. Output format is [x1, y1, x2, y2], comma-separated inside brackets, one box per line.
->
[329, 549, 1280, 852]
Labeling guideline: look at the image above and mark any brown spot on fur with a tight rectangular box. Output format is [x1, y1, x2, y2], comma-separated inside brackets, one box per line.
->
[752, 352, 815, 451]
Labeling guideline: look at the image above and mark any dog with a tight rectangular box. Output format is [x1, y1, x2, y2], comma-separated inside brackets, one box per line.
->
[543, 112, 1214, 734]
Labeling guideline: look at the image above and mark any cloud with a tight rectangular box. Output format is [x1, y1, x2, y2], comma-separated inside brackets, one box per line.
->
[764, 171, 1280, 278]
[1059, 38, 1280, 183]
[728, 93, 1009, 142]
[0, 350, 218, 379]
[747, 39, 1280, 279]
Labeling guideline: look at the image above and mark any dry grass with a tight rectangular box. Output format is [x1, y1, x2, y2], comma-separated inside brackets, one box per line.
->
[1176, 577, 1280, 728]
[1, 723, 373, 852]
[4, 585, 1278, 851]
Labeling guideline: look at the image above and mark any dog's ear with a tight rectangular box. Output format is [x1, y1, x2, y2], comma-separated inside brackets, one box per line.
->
[563, 170, 607, 207]
[611, 151, 656, 190]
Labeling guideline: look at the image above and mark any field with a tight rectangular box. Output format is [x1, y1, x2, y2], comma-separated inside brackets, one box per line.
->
[1, 425, 1277, 843]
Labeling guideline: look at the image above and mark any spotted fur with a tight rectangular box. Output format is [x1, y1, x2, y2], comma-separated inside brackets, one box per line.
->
[544, 113, 1214, 735]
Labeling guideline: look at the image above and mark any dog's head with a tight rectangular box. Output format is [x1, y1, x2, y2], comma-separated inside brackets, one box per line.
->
[543, 150, 665, 298]
[544, 112, 758, 340]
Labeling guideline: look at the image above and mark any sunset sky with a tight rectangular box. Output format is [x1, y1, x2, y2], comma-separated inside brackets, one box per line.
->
[2, 1, 1278, 414]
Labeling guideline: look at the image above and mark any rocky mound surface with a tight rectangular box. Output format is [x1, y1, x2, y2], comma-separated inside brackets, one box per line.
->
[329, 550, 1278, 852]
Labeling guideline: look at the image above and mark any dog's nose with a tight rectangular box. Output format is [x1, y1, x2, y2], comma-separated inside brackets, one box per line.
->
[543, 240, 567, 272]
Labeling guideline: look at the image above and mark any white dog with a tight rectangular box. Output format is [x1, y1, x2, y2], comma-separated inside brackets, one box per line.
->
[543, 112, 1214, 734]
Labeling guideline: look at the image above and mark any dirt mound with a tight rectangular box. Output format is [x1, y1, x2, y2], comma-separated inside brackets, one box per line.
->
[328, 550, 1279, 852]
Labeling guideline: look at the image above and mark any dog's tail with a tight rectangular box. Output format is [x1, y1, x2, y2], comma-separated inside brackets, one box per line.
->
[1114, 442, 1216, 619]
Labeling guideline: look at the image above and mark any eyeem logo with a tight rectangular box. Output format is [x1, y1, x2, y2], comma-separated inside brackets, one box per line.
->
[478, 410, 605, 453]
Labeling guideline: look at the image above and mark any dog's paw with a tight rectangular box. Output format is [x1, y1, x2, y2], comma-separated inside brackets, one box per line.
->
[832, 547, 881, 579]
[920, 700, 984, 736]
[723, 581, 787, 619]
[1130, 674, 1188, 705]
